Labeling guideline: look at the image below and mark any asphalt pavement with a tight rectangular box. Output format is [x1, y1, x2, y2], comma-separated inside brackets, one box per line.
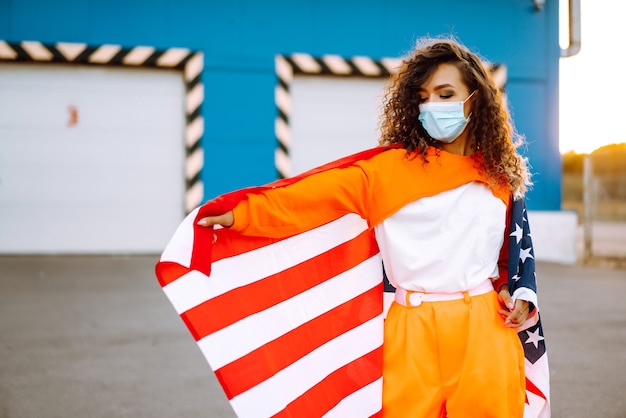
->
[1, 255, 625, 418]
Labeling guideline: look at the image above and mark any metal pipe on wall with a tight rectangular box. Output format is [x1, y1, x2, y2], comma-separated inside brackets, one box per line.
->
[561, 0, 582, 57]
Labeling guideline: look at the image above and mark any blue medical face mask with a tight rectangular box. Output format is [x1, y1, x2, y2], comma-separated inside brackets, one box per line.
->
[418, 90, 476, 143]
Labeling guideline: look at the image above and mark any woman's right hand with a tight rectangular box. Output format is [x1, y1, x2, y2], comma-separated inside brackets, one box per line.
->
[196, 211, 234, 228]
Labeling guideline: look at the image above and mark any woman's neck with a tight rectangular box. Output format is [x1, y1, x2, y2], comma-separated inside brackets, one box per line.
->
[441, 134, 474, 156]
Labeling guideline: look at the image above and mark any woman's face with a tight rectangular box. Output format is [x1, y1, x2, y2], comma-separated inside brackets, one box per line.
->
[418, 63, 474, 118]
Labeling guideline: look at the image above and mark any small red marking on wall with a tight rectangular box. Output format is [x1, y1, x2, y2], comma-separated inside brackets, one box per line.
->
[67, 106, 78, 126]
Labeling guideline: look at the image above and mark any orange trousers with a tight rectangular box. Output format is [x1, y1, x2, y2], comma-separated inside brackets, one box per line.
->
[382, 290, 525, 418]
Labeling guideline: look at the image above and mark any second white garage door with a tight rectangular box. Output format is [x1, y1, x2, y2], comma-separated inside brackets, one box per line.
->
[290, 75, 385, 175]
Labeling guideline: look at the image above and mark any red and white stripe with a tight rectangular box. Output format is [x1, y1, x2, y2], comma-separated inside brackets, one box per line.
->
[158, 212, 385, 417]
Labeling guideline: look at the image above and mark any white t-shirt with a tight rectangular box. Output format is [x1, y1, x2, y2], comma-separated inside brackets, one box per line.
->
[374, 182, 506, 293]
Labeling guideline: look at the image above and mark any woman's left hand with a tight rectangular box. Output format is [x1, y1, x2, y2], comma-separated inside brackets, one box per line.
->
[497, 285, 530, 328]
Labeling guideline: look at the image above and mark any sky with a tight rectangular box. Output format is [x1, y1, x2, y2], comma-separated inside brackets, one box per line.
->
[559, 0, 625, 154]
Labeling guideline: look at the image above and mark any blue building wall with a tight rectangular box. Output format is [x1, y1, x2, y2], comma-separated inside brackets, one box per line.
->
[0, 0, 562, 210]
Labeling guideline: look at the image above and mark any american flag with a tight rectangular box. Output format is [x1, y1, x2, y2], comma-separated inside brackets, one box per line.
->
[508, 197, 551, 418]
[155, 148, 550, 417]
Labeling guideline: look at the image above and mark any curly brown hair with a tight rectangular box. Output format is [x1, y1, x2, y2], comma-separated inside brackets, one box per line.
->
[379, 36, 532, 196]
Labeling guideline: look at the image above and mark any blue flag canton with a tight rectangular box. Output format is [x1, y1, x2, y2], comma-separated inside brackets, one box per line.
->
[518, 321, 546, 364]
[508, 198, 537, 294]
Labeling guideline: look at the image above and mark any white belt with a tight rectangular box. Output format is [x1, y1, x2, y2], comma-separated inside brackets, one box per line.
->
[394, 279, 494, 307]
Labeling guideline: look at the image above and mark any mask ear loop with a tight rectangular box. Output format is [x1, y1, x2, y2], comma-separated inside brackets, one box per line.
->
[463, 90, 477, 121]
[464, 90, 477, 102]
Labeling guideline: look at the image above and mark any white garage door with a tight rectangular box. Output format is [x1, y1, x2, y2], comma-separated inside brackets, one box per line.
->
[290, 76, 385, 175]
[0, 63, 185, 254]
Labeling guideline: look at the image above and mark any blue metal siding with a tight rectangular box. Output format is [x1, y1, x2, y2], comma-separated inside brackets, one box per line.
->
[205, 69, 278, 186]
[1, 0, 562, 209]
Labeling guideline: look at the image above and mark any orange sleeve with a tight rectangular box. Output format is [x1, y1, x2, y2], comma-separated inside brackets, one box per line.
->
[231, 163, 372, 237]
[493, 195, 513, 292]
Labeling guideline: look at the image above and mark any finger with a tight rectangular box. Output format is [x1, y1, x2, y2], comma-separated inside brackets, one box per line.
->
[197, 214, 230, 227]
[499, 292, 514, 310]
[197, 217, 218, 227]
[505, 310, 529, 327]
[498, 308, 512, 317]
[504, 308, 522, 324]
[504, 315, 521, 327]
[506, 312, 522, 323]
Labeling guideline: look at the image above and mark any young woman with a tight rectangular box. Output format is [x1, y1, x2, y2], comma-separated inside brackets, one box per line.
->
[197, 37, 534, 417]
